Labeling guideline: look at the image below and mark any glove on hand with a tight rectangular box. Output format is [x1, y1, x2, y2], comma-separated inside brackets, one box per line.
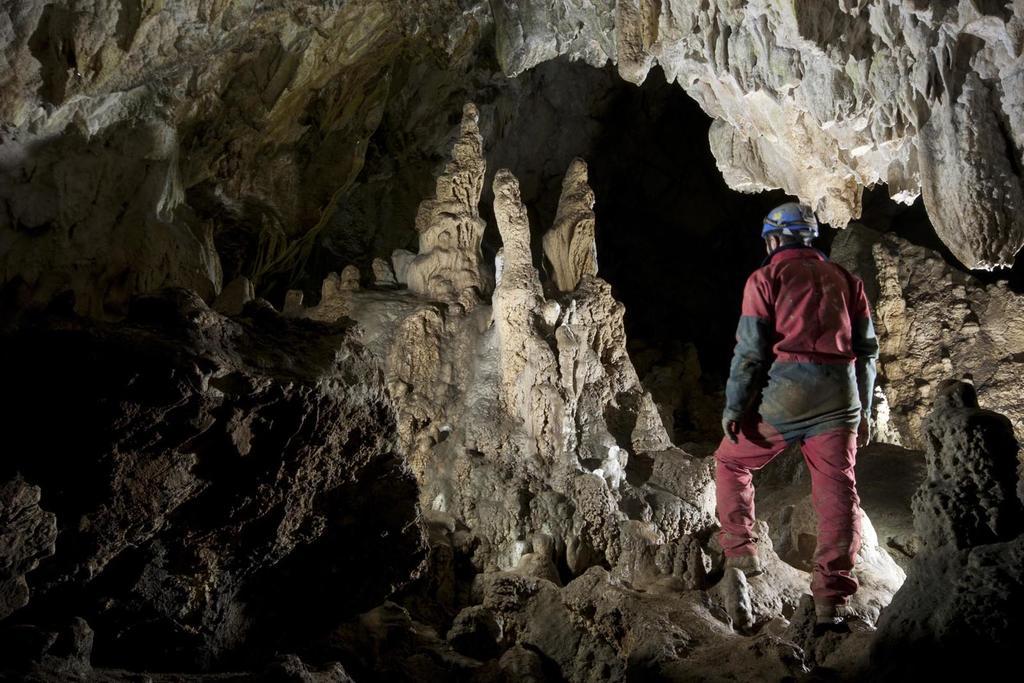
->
[857, 415, 871, 447]
[722, 417, 740, 444]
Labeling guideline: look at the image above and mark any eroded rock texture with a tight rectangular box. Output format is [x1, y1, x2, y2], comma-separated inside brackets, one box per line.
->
[493, 1, 1024, 269]
[406, 103, 492, 308]
[0, 479, 56, 621]
[542, 158, 598, 294]
[870, 380, 1024, 678]
[322, 137, 909, 679]
[0, 290, 425, 672]
[0, 0, 472, 316]
[833, 224, 1024, 449]
[2, 1, 1020, 330]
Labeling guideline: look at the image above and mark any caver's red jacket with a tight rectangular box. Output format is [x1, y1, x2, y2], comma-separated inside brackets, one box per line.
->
[723, 245, 879, 442]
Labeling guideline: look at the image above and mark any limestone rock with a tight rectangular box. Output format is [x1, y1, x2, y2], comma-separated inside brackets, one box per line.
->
[870, 380, 1024, 677]
[542, 158, 598, 294]
[406, 103, 491, 307]
[372, 257, 397, 286]
[340, 265, 361, 290]
[341, 138, 690, 588]
[0, 0, 424, 316]
[390, 249, 416, 286]
[304, 270, 357, 322]
[833, 224, 1024, 448]
[492, 1, 1024, 268]
[283, 289, 306, 317]
[0, 289, 426, 669]
[913, 380, 1023, 550]
[325, 601, 481, 681]
[476, 565, 811, 680]
[0, 478, 57, 620]
[491, 168, 565, 464]
[446, 605, 501, 659]
[212, 276, 254, 316]
[716, 567, 754, 632]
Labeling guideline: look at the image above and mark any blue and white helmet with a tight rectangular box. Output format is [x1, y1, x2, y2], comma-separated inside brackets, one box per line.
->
[762, 202, 818, 238]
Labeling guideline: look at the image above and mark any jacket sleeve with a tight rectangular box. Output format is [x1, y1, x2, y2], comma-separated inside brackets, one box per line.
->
[850, 276, 879, 417]
[723, 271, 774, 422]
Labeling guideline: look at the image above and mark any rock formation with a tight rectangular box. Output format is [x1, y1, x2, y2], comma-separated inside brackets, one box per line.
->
[492, 1, 1024, 269]
[0, 479, 56, 621]
[322, 142, 908, 678]
[2, 1, 1020, 327]
[833, 224, 1024, 449]
[542, 158, 599, 293]
[405, 103, 492, 308]
[213, 276, 255, 316]
[0, 290, 425, 672]
[870, 380, 1024, 678]
[2, 5, 1022, 679]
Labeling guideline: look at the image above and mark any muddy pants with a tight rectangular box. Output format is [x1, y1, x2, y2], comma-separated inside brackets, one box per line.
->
[713, 414, 863, 605]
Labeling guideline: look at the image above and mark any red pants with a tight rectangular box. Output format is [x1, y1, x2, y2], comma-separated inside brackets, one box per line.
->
[714, 415, 862, 605]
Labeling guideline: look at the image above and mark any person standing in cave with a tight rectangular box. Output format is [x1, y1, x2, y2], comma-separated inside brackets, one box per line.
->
[714, 201, 879, 634]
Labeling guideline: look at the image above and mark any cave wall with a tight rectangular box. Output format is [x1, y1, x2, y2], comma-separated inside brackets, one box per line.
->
[833, 223, 1024, 450]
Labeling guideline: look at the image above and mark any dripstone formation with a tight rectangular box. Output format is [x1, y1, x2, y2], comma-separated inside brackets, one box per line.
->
[405, 103, 492, 309]
[3, 1, 1022, 324]
[833, 224, 1024, 449]
[870, 380, 1024, 678]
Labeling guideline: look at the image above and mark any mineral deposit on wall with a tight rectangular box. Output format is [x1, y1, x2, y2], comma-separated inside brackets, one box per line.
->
[492, 0, 1024, 269]
[833, 224, 1024, 449]
[3, 1, 1022, 324]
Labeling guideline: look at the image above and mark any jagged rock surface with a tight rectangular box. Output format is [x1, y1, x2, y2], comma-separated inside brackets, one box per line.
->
[833, 224, 1024, 449]
[0, 290, 426, 671]
[3, 1, 1021, 328]
[329, 149, 908, 679]
[0, 479, 57, 621]
[542, 158, 598, 294]
[405, 103, 492, 308]
[492, 0, 1024, 269]
[869, 380, 1024, 678]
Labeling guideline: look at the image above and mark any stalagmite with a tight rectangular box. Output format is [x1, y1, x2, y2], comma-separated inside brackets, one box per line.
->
[490, 168, 565, 462]
[871, 380, 1024, 677]
[405, 104, 491, 308]
[213, 276, 254, 316]
[372, 257, 397, 286]
[543, 157, 599, 293]
[303, 269, 356, 322]
[391, 249, 416, 286]
[2, 0, 1021, 669]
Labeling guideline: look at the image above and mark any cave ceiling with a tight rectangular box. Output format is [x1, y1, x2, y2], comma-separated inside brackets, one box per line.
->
[1, 0, 1022, 317]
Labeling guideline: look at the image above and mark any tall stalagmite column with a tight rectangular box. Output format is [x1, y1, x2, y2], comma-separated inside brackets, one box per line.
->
[542, 157, 598, 294]
[406, 103, 491, 308]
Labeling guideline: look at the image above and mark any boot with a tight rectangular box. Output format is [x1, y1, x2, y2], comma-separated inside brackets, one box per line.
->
[813, 600, 853, 635]
[724, 553, 763, 577]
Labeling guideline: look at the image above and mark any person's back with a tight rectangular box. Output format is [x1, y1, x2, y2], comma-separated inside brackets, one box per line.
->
[713, 202, 879, 635]
[733, 245, 876, 442]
